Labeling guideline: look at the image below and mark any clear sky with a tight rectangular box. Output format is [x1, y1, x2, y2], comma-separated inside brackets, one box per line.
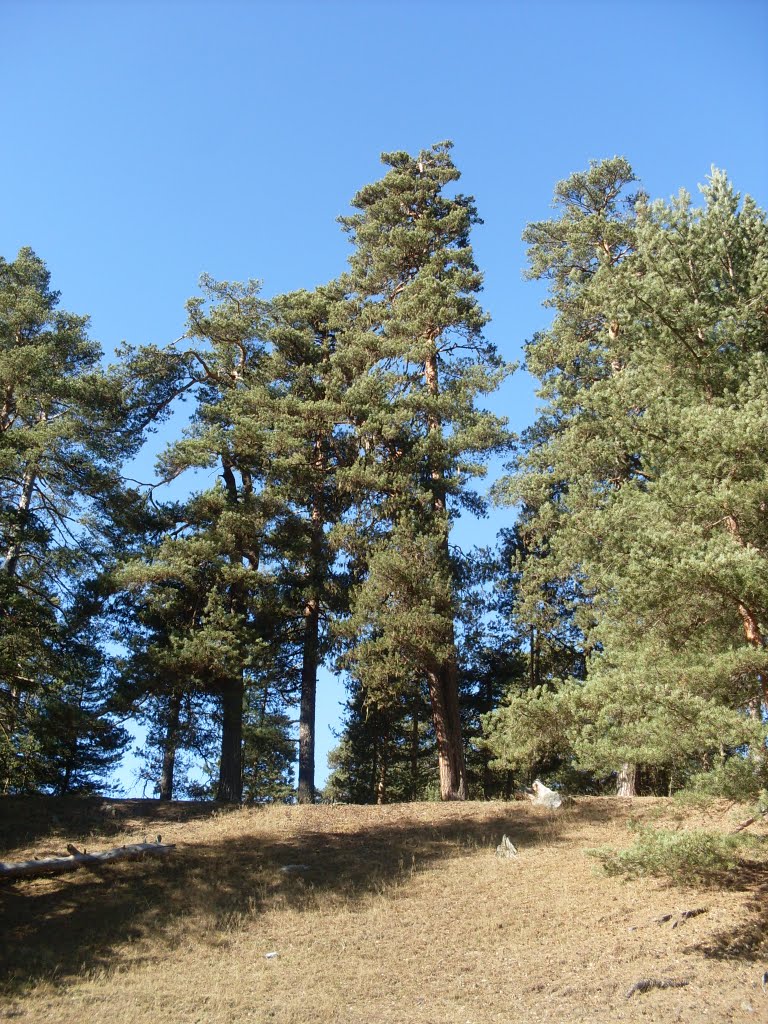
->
[3, 0, 766, 793]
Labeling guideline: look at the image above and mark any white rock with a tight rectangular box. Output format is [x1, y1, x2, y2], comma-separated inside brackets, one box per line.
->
[528, 780, 563, 809]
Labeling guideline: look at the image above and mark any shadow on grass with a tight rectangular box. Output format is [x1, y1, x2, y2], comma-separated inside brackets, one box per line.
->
[689, 860, 768, 962]
[0, 799, 608, 991]
[0, 795, 222, 855]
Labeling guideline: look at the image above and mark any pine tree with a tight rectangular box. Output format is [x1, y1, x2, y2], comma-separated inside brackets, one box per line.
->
[248, 284, 356, 802]
[117, 277, 277, 803]
[0, 248, 138, 793]
[337, 143, 513, 800]
[491, 162, 768, 794]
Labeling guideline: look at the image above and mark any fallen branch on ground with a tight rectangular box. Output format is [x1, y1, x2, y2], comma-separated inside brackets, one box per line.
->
[731, 805, 768, 834]
[0, 841, 175, 881]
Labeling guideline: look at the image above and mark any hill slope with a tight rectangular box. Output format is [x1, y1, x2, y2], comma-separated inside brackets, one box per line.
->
[1, 797, 766, 1023]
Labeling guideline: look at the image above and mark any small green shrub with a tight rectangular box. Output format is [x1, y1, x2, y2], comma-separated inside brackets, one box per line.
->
[587, 825, 754, 884]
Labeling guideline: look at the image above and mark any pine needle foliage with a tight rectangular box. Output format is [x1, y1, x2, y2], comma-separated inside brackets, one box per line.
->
[589, 824, 756, 884]
[488, 161, 768, 791]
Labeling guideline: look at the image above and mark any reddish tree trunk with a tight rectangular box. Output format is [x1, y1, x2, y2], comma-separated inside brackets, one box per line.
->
[427, 655, 467, 801]
[423, 346, 467, 801]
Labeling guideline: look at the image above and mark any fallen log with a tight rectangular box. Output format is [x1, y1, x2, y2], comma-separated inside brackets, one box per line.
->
[0, 841, 175, 881]
[731, 804, 768, 834]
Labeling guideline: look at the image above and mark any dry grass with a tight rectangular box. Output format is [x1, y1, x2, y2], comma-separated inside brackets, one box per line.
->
[1, 795, 767, 1023]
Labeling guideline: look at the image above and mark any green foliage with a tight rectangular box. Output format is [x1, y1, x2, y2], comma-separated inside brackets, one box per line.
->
[489, 160, 768, 791]
[482, 683, 576, 779]
[241, 715, 295, 804]
[0, 248, 135, 794]
[684, 758, 768, 803]
[12, 151, 768, 806]
[589, 825, 755, 884]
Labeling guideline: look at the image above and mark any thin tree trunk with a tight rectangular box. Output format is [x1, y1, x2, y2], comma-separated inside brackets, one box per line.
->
[424, 345, 467, 801]
[370, 737, 378, 804]
[297, 595, 319, 804]
[217, 457, 250, 804]
[217, 676, 244, 803]
[616, 763, 637, 797]
[58, 754, 74, 796]
[482, 675, 494, 800]
[297, 446, 325, 805]
[503, 771, 514, 800]
[376, 730, 388, 805]
[159, 692, 182, 801]
[1, 466, 37, 794]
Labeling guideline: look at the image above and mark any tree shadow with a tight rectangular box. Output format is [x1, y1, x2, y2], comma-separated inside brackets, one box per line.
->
[0, 795, 221, 855]
[0, 800, 595, 991]
[688, 860, 768, 962]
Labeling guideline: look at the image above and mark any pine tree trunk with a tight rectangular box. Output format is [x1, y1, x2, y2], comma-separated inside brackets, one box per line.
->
[616, 763, 637, 797]
[737, 607, 767, 761]
[297, 446, 325, 805]
[529, 627, 537, 689]
[217, 677, 244, 803]
[376, 732, 388, 805]
[427, 656, 467, 801]
[725, 517, 768, 746]
[159, 692, 182, 801]
[482, 675, 494, 799]
[58, 751, 75, 796]
[297, 596, 319, 804]
[423, 346, 467, 801]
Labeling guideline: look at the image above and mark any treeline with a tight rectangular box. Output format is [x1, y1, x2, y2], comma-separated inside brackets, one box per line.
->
[1, 146, 766, 804]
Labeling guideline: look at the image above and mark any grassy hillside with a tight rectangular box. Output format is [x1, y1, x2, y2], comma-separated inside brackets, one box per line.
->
[1, 797, 766, 1023]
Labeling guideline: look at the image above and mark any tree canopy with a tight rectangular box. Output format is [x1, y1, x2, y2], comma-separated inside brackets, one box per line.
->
[2, 148, 765, 805]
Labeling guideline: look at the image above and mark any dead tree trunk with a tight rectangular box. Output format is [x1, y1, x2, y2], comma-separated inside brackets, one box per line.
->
[0, 842, 175, 881]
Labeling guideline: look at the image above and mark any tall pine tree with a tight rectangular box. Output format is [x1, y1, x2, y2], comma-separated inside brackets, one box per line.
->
[338, 143, 512, 800]
[490, 162, 768, 795]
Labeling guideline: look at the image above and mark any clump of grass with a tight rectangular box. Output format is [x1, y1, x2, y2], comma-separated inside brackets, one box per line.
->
[587, 825, 755, 884]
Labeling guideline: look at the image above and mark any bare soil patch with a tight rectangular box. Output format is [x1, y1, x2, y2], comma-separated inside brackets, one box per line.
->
[1, 796, 766, 1023]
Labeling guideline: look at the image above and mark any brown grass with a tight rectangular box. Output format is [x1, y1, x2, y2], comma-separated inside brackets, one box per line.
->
[1, 796, 766, 1023]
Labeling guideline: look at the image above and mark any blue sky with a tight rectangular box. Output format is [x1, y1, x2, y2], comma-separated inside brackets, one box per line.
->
[3, 0, 766, 793]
